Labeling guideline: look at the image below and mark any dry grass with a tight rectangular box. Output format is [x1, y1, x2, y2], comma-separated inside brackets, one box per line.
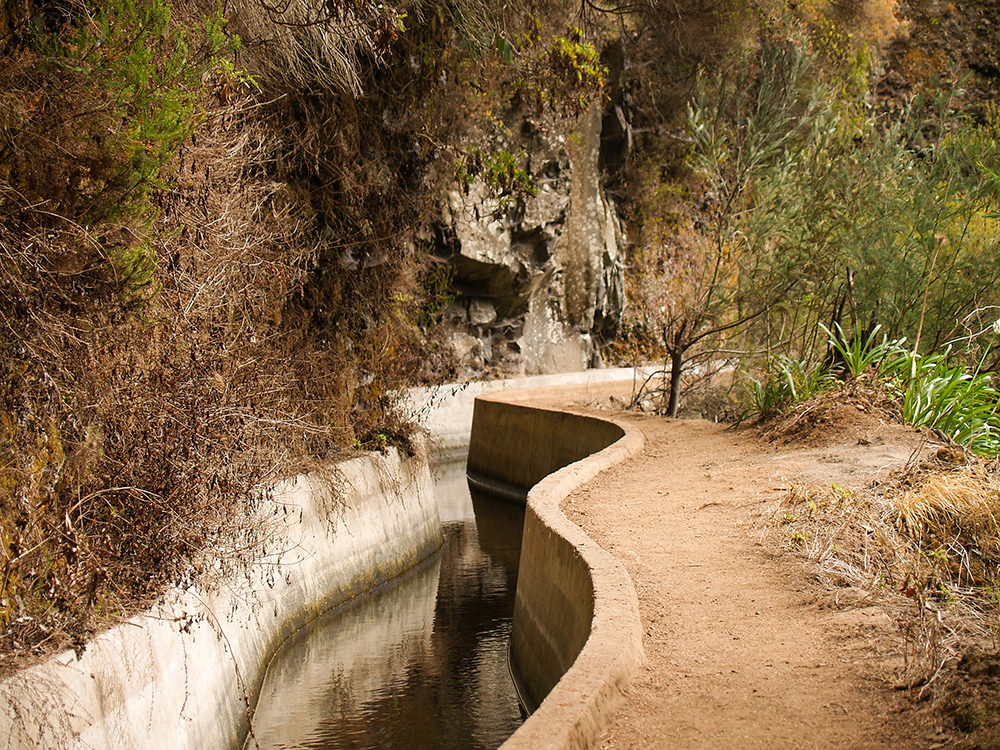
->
[894, 463, 1000, 583]
[0, 0, 625, 684]
[0, 0, 610, 680]
[0, 50, 425, 676]
[758, 450, 1000, 692]
[208, 0, 402, 95]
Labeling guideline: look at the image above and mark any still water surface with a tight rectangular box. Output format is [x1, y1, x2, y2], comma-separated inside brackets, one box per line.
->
[247, 459, 526, 750]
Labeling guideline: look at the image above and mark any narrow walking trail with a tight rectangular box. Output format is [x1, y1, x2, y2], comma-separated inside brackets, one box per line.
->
[516, 383, 932, 750]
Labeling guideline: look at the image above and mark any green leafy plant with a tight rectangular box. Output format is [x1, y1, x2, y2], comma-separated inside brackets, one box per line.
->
[739, 353, 831, 422]
[739, 316, 1000, 456]
[644, 40, 1000, 402]
[547, 29, 607, 89]
[481, 149, 537, 200]
[115, 237, 160, 303]
[821, 322, 908, 379]
[788, 529, 810, 549]
[742, 373, 791, 421]
[894, 353, 1000, 455]
[416, 259, 458, 331]
[525, 26, 609, 112]
[455, 146, 538, 216]
[27, 0, 229, 224]
[629, 34, 827, 417]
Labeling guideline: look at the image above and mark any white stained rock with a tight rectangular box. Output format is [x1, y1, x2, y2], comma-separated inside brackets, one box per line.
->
[449, 331, 484, 367]
[521, 183, 570, 237]
[520, 299, 591, 375]
[445, 186, 511, 265]
[468, 299, 497, 327]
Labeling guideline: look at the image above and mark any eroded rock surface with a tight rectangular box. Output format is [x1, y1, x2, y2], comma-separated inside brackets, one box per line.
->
[429, 105, 627, 378]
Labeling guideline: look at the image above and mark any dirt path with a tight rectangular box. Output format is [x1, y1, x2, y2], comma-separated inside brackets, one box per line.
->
[522, 384, 939, 749]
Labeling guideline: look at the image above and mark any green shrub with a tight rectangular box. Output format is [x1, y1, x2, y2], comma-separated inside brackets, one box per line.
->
[666, 35, 1000, 378]
[754, 322, 1000, 455]
[541, 27, 608, 111]
[821, 322, 908, 379]
[455, 145, 537, 216]
[547, 29, 607, 90]
[740, 353, 832, 422]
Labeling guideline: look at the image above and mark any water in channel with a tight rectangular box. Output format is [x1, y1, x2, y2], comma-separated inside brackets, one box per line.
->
[246, 458, 527, 750]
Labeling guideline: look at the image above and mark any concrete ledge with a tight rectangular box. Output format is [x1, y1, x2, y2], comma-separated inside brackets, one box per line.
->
[0, 448, 441, 750]
[409, 367, 651, 457]
[468, 392, 645, 750]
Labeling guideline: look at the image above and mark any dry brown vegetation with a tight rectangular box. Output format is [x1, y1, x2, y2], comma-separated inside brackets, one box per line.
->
[0, 0, 433, 674]
[754, 387, 1000, 746]
[3, 10, 999, 747]
[0, 0, 619, 675]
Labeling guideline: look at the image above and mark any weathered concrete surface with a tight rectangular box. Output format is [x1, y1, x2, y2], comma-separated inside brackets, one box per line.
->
[0, 449, 441, 750]
[467, 388, 645, 750]
[409, 366, 652, 457]
[0, 369, 645, 750]
[468, 399, 624, 492]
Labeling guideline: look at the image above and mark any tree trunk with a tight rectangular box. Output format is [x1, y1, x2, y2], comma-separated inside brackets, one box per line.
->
[664, 321, 689, 418]
[667, 345, 684, 418]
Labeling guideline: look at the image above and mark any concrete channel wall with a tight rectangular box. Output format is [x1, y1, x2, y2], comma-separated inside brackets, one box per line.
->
[409, 366, 649, 457]
[468, 392, 645, 750]
[0, 448, 441, 750]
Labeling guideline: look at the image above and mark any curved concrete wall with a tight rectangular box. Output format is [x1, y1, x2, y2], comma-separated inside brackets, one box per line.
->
[0, 448, 441, 750]
[409, 366, 653, 456]
[467, 399, 626, 492]
[468, 392, 645, 750]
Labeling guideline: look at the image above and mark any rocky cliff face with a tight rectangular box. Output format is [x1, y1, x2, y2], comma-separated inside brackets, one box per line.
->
[428, 105, 627, 378]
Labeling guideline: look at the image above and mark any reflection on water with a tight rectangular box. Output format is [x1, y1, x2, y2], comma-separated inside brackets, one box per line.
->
[247, 459, 526, 750]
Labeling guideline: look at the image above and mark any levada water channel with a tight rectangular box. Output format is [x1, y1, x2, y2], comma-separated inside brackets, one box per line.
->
[246, 458, 527, 749]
